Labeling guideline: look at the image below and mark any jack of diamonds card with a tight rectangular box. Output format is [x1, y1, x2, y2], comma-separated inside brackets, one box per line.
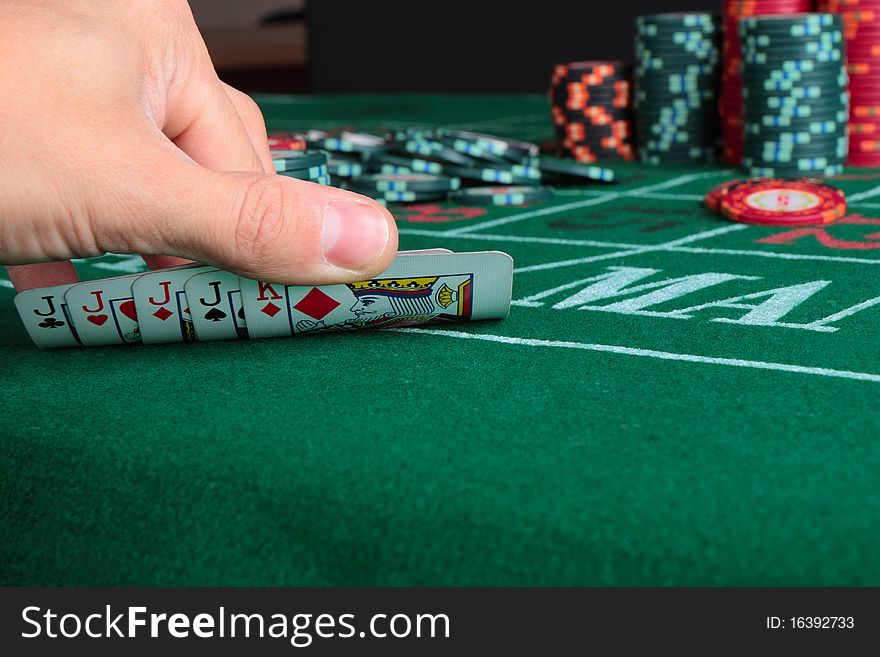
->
[132, 265, 213, 344]
[240, 251, 513, 339]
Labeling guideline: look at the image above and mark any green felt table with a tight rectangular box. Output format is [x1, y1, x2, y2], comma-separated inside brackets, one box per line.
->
[3, 94, 880, 586]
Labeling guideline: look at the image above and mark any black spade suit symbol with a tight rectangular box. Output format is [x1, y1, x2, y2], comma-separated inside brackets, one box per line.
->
[204, 308, 228, 322]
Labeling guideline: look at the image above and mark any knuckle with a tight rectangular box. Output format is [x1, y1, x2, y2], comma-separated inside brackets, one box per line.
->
[233, 177, 296, 269]
[236, 92, 266, 125]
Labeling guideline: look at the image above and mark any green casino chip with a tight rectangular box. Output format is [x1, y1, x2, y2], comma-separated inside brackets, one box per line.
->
[271, 150, 329, 173]
[389, 140, 475, 167]
[304, 131, 385, 154]
[370, 163, 415, 175]
[327, 159, 364, 178]
[433, 129, 538, 159]
[369, 189, 449, 203]
[276, 164, 328, 180]
[536, 157, 617, 183]
[451, 186, 555, 206]
[434, 136, 511, 165]
[364, 152, 445, 175]
[346, 173, 461, 193]
[441, 165, 542, 186]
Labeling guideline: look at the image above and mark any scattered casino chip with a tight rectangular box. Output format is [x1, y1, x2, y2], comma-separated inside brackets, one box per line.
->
[271, 150, 329, 173]
[536, 156, 616, 183]
[548, 61, 635, 162]
[364, 151, 446, 175]
[388, 139, 475, 167]
[267, 126, 617, 204]
[277, 164, 329, 181]
[304, 130, 386, 155]
[442, 164, 542, 186]
[346, 173, 461, 193]
[363, 189, 448, 203]
[717, 178, 847, 225]
[451, 186, 556, 206]
[326, 157, 364, 178]
[739, 13, 849, 178]
[634, 12, 722, 165]
[434, 129, 539, 160]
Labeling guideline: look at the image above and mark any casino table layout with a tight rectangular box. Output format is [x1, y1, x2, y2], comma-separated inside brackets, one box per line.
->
[3, 94, 880, 587]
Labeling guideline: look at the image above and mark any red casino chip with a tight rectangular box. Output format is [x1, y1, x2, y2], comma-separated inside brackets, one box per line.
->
[268, 135, 306, 151]
[703, 178, 747, 212]
[719, 179, 847, 226]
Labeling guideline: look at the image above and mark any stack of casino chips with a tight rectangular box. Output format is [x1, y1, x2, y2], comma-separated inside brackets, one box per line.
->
[269, 134, 336, 185]
[720, 0, 814, 165]
[818, 0, 880, 165]
[272, 150, 333, 185]
[739, 13, 849, 177]
[634, 13, 722, 165]
[548, 61, 635, 162]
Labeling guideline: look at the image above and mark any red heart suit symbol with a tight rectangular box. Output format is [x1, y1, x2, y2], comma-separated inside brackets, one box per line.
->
[87, 314, 108, 326]
[119, 300, 138, 321]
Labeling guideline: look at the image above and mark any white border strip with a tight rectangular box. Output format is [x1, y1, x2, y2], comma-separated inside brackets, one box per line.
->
[391, 328, 880, 384]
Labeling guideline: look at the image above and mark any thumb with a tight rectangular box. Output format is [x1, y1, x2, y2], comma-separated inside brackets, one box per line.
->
[122, 146, 399, 285]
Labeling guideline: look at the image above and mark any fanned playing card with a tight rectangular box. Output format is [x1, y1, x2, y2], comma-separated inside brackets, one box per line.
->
[14, 283, 82, 349]
[64, 273, 148, 346]
[183, 251, 452, 342]
[132, 264, 212, 344]
[185, 269, 249, 342]
[240, 250, 513, 339]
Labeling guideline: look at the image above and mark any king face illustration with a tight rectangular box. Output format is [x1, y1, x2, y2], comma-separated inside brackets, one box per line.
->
[347, 275, 473, 328]
[293, 274, 474, 334]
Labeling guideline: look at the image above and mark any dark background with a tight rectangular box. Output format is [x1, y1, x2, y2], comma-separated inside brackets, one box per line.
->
[196, 1, 722, 94]
[308, 0, 721, 93]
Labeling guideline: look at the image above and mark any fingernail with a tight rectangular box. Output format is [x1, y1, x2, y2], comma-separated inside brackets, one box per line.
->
[322, 201, 390, 270]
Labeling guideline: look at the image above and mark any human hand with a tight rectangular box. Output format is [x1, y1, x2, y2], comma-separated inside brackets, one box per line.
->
[1, 0, 397, 292]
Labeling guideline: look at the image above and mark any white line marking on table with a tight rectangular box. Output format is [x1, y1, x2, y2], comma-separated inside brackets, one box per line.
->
[0, 279, 14, 290]
[846, 184, 880, 202]
[416, 189, 880, 207]
[398, 228, 880, 266]
[554, 190, 706, 202]
[631, 192, 705, 201]
[390, 328, 880, 384]
[444, 170, 733, 236]
[512, 224, 747, 273]
[668, 245, 880, 265]
[398, 228, 642, 249]
[552, 189, 614, 196]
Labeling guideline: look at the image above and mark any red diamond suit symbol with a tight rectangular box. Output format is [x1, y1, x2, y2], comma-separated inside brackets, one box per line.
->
[153, 307, 173, 321]
[294, 288, 340, 320]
